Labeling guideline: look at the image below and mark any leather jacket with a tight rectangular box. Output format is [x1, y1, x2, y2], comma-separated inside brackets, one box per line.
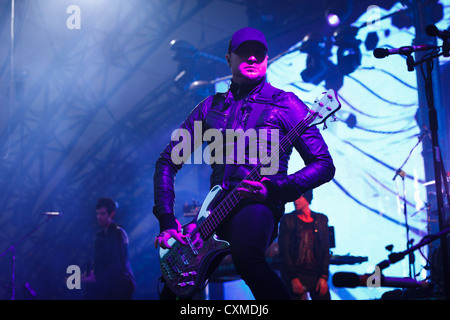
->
[278, 211, 331, 281]
[153, 78, 335, 231]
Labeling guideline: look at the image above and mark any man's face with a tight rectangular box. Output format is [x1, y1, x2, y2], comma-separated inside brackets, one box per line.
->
[227, 41, 268, 84]
[96, 207, 114, 228]
[294, 196, 309, 212]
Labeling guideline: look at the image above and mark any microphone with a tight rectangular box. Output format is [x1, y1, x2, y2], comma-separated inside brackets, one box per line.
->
[425, 24, 450, 40]
[373, 45, 436, 58]
[332, 272, 425, 288]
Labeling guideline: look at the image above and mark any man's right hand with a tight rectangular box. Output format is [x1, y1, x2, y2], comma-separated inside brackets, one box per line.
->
[155, 219, 189, 249]
[291, 277, 305, 295]
[154, 228, 187, 249]
[154, 219, 202, 250]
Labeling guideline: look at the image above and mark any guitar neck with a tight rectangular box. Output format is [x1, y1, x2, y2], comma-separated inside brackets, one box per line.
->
[195, 109, 318, 239]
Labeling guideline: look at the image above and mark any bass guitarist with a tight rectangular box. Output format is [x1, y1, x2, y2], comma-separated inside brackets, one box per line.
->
[153, 27, 335, 300]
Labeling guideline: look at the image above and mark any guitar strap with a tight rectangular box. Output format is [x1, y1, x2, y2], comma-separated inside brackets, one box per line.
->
[245, 82, 282, 130]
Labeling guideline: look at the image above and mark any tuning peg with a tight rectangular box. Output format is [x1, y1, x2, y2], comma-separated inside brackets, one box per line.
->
[323, 122, 328, 130]
[331, 115, 338, 122]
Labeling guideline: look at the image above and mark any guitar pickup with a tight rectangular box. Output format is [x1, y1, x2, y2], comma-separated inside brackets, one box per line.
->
[186, 236, 199, 255]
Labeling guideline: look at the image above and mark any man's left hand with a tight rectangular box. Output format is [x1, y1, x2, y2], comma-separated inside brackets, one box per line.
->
[315, 277, 329, 297]
[237, 179, 268, 202]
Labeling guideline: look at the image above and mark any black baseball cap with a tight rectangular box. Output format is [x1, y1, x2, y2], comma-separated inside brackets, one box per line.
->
[228, 27, 268, 54]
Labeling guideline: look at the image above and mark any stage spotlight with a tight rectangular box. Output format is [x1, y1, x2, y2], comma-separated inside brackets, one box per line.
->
[333, 26, 361, 75]
[326, 13, 341, 27]
[325, 0, 353, 27]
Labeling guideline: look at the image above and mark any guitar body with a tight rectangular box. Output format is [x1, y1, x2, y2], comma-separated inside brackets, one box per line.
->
[159, 185, 230, 298]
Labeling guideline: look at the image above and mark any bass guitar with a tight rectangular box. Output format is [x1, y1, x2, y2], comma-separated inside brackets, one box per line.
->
[159, 89, 341, 298]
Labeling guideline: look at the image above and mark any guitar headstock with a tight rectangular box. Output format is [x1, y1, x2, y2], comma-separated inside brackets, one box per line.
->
[308, 89, 341, 127]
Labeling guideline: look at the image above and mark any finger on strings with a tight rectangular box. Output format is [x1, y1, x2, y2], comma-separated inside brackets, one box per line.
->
[242, 180, 260, 188]
[171, 231, 187, 245]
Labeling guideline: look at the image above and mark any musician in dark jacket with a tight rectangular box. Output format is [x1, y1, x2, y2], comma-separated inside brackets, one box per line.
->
[153, 27, 335, 300]
[278, 191, 331, 300]
[82, 198, 136, 300]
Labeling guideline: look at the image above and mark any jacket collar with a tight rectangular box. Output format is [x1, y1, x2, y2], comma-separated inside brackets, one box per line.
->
[229, 77, 266, 99]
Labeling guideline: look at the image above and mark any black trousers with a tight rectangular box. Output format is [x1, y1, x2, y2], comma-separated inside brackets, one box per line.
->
[218, 203, 291, 300]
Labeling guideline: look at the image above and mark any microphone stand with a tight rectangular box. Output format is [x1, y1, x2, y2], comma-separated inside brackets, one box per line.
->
[377, 226, 450, 276]
[392, 133, 426, 279]
[393, 169, 416, 279]
[0, 214, 56, 300]
[405, 45, 450, 299]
